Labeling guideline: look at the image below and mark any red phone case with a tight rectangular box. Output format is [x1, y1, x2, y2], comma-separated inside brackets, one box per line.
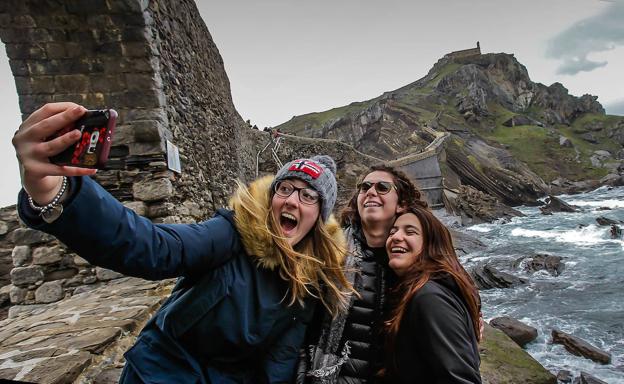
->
[49, 109, 117, 169]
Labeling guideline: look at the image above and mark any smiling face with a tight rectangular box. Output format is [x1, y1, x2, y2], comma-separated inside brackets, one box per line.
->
[356, 171, 401, 227]
[271, 178, 321, 247]
[386, 213, 424, 276]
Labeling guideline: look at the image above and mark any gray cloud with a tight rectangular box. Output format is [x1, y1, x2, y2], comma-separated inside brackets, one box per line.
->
[546, 0, 624, 75]
[604, 99, 624, 115]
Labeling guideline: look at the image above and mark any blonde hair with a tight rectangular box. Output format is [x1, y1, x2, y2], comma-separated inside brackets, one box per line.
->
[231, 179, 353, 316]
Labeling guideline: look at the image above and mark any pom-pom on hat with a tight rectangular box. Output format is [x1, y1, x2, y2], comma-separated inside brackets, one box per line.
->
[270, 155, 338, 221]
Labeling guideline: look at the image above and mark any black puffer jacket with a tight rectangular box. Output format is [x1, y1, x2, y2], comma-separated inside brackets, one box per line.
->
[296, 226, 396, 384]
[336, 232, 396, 383]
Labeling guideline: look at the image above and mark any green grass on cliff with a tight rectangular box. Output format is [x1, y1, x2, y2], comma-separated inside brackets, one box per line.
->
[476, 105, 613, 182]
[483, 124, 607, 182]
[275, 101, 375, 134]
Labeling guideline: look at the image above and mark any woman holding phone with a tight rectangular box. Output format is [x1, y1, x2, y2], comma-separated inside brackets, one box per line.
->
[12, 102, 353, 383]
[383, 205, 482, 383]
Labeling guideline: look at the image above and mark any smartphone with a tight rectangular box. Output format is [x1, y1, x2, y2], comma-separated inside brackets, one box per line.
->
[49, 109, 117, 169]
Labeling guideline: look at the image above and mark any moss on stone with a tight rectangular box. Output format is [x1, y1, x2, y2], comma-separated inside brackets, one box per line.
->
[480, 324, 556, 384]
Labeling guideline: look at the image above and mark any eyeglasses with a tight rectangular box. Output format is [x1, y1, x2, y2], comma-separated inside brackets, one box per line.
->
[357, 181, 397, 195]
[274, 181, 320, 205]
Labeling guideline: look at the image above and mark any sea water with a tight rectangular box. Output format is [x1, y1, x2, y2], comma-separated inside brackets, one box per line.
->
[464, 185, 624, 383]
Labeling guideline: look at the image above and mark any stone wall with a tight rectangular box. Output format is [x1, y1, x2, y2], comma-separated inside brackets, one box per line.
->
[0, 0, 256, 306]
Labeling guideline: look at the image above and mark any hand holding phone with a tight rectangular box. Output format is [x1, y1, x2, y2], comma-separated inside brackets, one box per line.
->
[48, 109, 117, 169]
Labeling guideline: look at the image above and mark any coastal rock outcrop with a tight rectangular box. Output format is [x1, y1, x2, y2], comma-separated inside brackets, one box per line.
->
[551, 329, 611, 365]
[480, 324, 557, 384]
[470, 263, 527, 290]
[515, 253, 565, 277]
[443, 185, 524, 224]
[490, 317, 538, 348]
[540, 195, 579, 215]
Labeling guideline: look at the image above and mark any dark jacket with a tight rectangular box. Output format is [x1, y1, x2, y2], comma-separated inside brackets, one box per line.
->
[387, 276, 481, 384]
[18, 176, 345, 384]
[297, 225, 394, 384]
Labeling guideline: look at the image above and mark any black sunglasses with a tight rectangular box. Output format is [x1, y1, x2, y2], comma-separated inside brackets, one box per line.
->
[356, 181, 397, 195]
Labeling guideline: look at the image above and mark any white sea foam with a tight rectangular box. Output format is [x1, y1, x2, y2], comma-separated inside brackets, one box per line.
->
[565, 199, 624, 209]
[510, 225, 623, 246]
[467, 223, 494, 233]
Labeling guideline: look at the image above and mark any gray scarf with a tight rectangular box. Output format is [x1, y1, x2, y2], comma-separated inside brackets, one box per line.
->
[297, 226, 365, 384]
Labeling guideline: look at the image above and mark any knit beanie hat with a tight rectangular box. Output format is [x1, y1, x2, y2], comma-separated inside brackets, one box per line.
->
[270, 155, 338, 222]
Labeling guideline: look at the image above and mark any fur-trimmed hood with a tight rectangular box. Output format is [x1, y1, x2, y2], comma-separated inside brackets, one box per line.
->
[228, 175, 346, 270]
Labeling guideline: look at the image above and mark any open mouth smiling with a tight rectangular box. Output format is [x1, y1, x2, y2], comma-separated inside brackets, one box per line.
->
[390, 246, 407, 254]
[280, 212, 298, 232]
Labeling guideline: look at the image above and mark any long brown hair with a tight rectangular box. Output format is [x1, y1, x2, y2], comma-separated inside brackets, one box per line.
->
[384, 205, 481, 371]
[340, 164, 427, 227]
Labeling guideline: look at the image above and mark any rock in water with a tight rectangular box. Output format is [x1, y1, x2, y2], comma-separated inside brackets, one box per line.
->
[490, 317, 538, 347]
[470, 263, 527, 290]
[516, 253, 565, 276]
[540, 195, 578, 215]
[595, 216, 622, 226]
[573, 371, 608, 384]
[551, 329, 611, 365]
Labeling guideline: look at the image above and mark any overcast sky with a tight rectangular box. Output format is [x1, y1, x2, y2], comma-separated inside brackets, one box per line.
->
[1, 0, 623, 207]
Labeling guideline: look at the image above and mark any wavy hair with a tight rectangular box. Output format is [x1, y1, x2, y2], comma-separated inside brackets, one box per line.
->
[340, 164, 428, 227]
[231, 179, 354, 316]
[383, 205, 481, 374]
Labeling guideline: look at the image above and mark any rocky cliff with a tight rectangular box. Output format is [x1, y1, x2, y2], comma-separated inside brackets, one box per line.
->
[276, 52, 624, 205]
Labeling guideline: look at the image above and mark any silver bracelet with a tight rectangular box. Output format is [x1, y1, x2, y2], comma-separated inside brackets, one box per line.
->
[28, 176, 68, 214]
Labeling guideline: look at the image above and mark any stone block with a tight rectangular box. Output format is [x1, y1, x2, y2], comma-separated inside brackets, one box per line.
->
[65, 0, 109, 14]
[45, 43, 67, 59]
[108, 0, 149, 13]
[0, 284, 10, 306]
[0, 220, 8, 235]
[147, 202, 175, 218]
[12, 15, 36, 28]
[124, 201, 148, 216]
[6, 43, 47, 59]
[133, 178, 173, 202]
[122, 26, 150, 42]
[11, 245, 31, 267]
[0, 14, 10, 28]
[122, 42, 150, 57]
[73, 255, 91, 267]
[52, 93, 86, 104]
[86, 14, 115, 28]
[11, 228, 55, 246]
[19, 94, 53, 113]
[35, 280, 63, 303]
[15, 76, 56, 94]
[132, 120, 164, 142]
[123, 108, 168, 124]
[110, 12, 147, 27]
[128, 141, 166, 156]
[109, 145, 130, 158]
[95, 267, 124, 281]
[90, 74, 126, 92]
[8, 58, 28, 76]
[33, 14, 81, 30]
[32, 245, 64, 265]
[11, 266, 44, 286]
[9, 285, 27, 304]
[126, 72, 161, 91]
[54, 74, 90, 93]
[46, 268, 78, 281]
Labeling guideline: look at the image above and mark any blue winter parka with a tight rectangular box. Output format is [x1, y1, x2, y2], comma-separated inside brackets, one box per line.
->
[17, 175, 346, 384]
